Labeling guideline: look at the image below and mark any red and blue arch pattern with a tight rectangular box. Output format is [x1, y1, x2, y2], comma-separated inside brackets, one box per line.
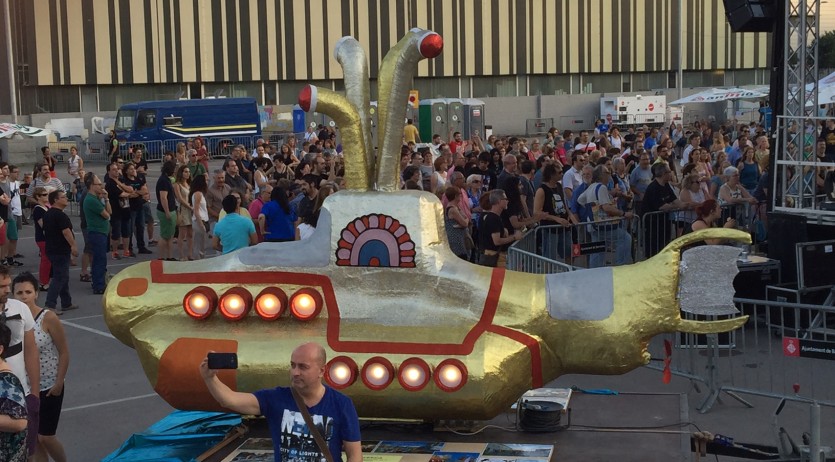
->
[336, 214, 416, 267]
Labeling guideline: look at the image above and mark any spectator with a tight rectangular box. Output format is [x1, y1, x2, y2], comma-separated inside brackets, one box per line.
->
[104, 161, 132, 260]
[206, 169, 232, 233]
[691, 199, 737, 245]
[297, 175, 320, 225]
[194, 137, 210, 171]
[718, 166, 758, 222]
[199, 342, 361, 462]
[224, 158, 252, 206]
[534, 163, 573, 261]
[478, 189, 522, 267]
[248, 185, 273, 243]
[186, 149, 207, 178]
[83, 173, 111, 294]
[677, 173, 708, 235]
[122, 163, 152, 256]
[26, 164, 64, 207]
[501, 176, 539, 234]
[465, 152, 497, 193]
[577, 165, 634, 267]
[736, 146, 760, 194]
[443, 186, 470, 260]
[40, 147, 57, 178]
[13, 273, 68, 462]
[173, 166, 193, 261]
[259, 188, 297, 243]
[189, 175, 210, 260]
[214, 195, 257, 253]
[297, 183, 336, 241]
[561, 151, 588, 204]
[430, 157, 448, 197]
[0, 318, 28, 461]
[42, 191, 78, 315]
[31, 187, 50, 290]
[642, 163, 683, 258]
[496, 154, 519, 193]
[155, 161, 178, 261]
[252, 158, 270, 195]
[7, 166, 23, 266]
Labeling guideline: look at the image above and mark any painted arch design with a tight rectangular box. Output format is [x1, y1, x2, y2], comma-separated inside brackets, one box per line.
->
[336, 214, 416, 267]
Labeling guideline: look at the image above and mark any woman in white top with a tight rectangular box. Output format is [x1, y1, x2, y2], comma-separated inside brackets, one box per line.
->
[719, 166, 758, 225]
[678, 173, 707, 234]
[66, 146, 83, 177]
[189, 174, 209, 259]
[13, 272, 69, 462]
[252, 158, 269, 194]
[430, 156, 448, 197]
[608, 127, 624, 150]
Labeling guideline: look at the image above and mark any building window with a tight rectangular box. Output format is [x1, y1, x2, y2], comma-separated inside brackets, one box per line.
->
[18, 86, 80, 114]
[203, 82, 263, 103]
[581, 73, 622, 93]
[733, 70, 756, 86]
[471, 76, 517, 97]
[98, 84, 185, 111]
[527, 75, 571, 96]
[631, 73, 668, 91]
[683, 71, 726, 88]
[412, 77, 462, 99]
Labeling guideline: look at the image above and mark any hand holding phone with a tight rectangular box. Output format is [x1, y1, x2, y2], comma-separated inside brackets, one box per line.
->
[207, 352, 238, 369]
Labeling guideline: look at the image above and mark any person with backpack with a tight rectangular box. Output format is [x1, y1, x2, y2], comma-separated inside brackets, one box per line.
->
[577, 165, 634, 268]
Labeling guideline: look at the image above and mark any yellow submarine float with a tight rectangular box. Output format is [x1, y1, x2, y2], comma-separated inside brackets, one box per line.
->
[104, 29, 749, 421]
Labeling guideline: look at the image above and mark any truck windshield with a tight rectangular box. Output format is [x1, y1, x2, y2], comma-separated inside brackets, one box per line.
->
[115, 110, 136, 131]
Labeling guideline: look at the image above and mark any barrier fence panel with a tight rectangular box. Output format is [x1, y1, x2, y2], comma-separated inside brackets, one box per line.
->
[646, 297, 835, 413]
[85, 141, 110, 162]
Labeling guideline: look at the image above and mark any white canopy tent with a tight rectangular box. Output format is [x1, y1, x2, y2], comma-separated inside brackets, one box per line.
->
[669, 87, 769, 105]
[0, 123, 51, 139]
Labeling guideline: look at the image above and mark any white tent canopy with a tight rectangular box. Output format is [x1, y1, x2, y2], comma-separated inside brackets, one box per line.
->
[0, 123, 51, 139]
[669, 87, 769, 105]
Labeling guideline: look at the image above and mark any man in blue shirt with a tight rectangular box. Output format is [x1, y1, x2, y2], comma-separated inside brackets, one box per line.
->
[212, 195, 256, 254]
[200, 342, 362, 462]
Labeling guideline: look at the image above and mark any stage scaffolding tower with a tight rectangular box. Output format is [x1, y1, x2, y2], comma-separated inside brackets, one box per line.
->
[772, 0, 833, 223]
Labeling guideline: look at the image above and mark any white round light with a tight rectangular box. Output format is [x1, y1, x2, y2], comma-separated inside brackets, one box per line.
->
[189, 294, 209, 315]
[292, 294, 316, 317]
[330, 363, 352, 385]
[402, 365, 425, 386]
[366, 364, 389, 386]
[438, 364, 463, 388]
[223, 295, 245, 315]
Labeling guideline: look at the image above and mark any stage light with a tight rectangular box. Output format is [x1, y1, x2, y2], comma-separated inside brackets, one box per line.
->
[219, 287, 253, 321]
[255, 288, 287, 321]
[183, 286, 217, 320]
[290, 288, 323, 321]
[397, 357, 431, 392]
[434, 359, 467, 392]
[326, 356, 358, 389]
[361, 357, 395, 390]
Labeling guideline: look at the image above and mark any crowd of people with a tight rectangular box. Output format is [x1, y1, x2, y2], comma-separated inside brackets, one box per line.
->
[418, 118, 834, 267]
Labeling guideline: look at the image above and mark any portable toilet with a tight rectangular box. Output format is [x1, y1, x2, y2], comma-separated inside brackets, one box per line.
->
[419, 98, 448, 142]
[292, 105, 306, 133]
[461, 98, 486, 139]
[446, 98, 465, 139]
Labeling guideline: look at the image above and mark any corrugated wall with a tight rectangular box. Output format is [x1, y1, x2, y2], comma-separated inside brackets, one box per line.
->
[24, 0, 770, 86]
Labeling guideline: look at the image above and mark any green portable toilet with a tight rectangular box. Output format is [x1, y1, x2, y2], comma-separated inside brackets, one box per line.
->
[419, 98, 447, 142]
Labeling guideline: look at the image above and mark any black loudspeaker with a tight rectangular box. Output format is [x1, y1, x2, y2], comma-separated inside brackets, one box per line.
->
[767, 212, 808, 284]
[723, 0, 777, 33]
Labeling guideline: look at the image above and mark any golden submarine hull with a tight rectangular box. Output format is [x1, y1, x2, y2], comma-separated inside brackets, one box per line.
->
[103, 190, 749, 421]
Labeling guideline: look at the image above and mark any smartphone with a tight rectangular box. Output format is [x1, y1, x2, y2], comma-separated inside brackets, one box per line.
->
[207, 352, 238, 369]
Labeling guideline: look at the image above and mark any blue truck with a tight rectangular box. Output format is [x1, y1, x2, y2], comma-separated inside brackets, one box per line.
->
[113, 98, 262, 160]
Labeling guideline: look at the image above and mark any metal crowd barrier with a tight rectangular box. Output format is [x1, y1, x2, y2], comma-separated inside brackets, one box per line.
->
[73, 132, 307, 164]
[507, 218, 634, 272]
[646, 297, 835, 413]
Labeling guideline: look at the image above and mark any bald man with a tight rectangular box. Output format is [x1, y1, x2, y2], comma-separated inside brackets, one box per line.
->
[200, 342, 362, 462]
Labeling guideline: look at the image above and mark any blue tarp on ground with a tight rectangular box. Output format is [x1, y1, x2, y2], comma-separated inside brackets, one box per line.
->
[101, 411, 242, 462]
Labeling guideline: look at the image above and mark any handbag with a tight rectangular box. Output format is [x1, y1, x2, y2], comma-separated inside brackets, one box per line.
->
[290, 388, 335, 462]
